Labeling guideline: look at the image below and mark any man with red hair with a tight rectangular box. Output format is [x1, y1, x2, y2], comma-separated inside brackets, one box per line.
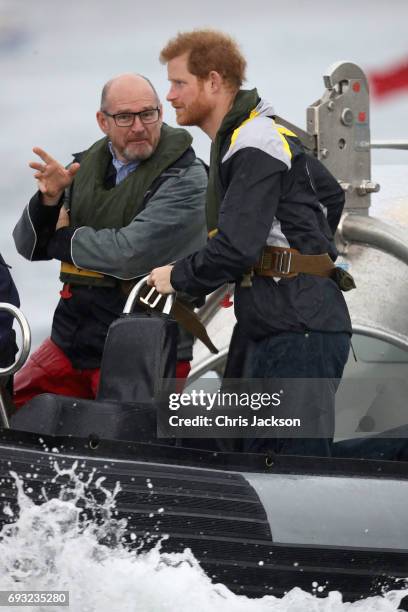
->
[149, 30, 352, 456]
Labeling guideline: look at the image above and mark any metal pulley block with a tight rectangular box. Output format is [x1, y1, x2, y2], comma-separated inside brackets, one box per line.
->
[307, 61, 380, 213]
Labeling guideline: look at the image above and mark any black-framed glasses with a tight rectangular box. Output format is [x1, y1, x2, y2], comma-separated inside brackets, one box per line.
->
[103, 108, 160, 127]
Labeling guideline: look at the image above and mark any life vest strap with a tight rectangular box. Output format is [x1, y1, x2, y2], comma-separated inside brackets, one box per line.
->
[59, 262, 116, 287]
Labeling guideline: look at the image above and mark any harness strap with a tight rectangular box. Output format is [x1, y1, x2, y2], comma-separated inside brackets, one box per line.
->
[171, 299, 219, 354]
[254, 246, 335, 278]
[60, 262, 104, 279]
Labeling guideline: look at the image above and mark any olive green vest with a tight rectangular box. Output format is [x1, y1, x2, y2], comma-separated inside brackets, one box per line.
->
[206, 89, 260, 233]
[70, 123, 192, 230]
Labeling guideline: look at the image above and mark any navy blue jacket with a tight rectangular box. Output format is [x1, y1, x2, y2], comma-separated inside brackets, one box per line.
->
[171, 95, 352, 339]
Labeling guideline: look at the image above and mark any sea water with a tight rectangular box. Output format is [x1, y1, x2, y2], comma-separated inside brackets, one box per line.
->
[0, 459, 407, 612]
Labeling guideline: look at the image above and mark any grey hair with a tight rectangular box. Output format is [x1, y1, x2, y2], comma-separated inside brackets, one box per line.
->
[100, 74, 160, 111]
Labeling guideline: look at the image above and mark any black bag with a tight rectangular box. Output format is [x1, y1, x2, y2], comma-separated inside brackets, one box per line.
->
[97, 310, 178, 404]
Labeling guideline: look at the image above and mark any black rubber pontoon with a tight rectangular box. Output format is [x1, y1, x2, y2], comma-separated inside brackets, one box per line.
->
[4, 279, 408, 601]
[1, 428, 407, 601]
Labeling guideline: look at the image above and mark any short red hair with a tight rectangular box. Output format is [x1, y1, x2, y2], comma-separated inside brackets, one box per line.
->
[160, 29, 246, 92]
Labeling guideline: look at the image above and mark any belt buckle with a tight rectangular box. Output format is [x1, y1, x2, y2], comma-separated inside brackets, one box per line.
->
[276, 250, 292, 276]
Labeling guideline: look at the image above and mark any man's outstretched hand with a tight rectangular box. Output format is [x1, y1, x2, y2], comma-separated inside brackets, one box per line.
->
[29, 147, 80, 206]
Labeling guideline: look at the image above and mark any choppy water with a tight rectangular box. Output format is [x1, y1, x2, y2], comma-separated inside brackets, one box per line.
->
[0, 461, 407, 612]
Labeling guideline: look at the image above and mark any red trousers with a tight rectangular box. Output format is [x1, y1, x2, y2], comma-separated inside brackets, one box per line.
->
[14, 338, 191, 409]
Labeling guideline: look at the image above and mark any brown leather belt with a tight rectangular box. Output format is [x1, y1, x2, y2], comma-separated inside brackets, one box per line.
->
[254, 246, 335, 278]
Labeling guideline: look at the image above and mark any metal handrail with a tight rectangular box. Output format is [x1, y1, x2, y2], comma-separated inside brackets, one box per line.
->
[188, 347, 229, 384]
[0, 303, 31, 377]
[340, 213, 408, 265]
[371, 140, 408, 150]
[123, 275, 175, 315]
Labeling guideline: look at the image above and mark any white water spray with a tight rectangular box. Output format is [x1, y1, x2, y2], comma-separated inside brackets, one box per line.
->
[0, 461, 407, 612]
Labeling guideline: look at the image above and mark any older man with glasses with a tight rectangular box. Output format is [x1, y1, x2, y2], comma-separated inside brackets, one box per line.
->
[12, 73, 207, 407]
